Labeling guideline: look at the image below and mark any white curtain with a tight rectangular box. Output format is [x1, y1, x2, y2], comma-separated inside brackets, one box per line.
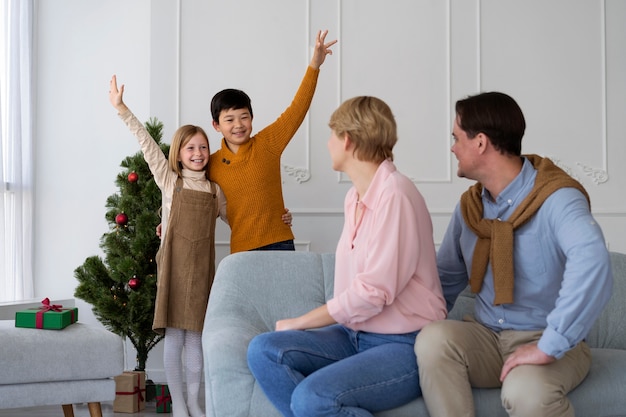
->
[0, 0, 34, 302]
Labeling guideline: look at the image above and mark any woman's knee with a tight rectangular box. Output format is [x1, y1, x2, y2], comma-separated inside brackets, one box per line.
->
[291, 377, 335, 417]
[247, 332, 276, 373]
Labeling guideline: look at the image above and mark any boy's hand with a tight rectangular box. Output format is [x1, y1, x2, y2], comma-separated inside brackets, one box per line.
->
[310, 30, 337, 70]
[109, 75, 129, 114]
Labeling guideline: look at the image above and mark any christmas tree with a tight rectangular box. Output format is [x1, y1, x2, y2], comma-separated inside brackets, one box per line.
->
[75, 117, 169, 371]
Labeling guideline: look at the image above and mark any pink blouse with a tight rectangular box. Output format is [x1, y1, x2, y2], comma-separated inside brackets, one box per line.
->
[326, 160, 446, 334]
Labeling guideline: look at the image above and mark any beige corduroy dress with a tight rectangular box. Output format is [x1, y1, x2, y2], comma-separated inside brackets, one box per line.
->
[152, 178, 218, 335]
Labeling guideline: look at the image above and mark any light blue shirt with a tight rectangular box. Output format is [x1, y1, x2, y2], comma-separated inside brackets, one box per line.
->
[437, 157, 613, 358]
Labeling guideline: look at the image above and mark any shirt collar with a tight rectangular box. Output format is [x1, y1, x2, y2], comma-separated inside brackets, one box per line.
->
[358, 159, 397, 209]
[482, 156, 537, 205]
[181, 168, 207, 180]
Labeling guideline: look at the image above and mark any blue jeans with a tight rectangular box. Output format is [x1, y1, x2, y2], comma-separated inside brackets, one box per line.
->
[251, 239, 295, 251]
[247, 324, 421, 417]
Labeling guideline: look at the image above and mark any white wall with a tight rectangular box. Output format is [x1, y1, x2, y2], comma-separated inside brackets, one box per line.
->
[33, 0, 626, 379]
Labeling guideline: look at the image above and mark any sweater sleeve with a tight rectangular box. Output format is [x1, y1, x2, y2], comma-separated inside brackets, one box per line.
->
[254, 66, 320, 155]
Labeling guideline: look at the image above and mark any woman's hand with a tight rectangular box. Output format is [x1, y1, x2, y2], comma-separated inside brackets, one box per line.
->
[275, 305, 336, 331]
[276, 318, 301, 331]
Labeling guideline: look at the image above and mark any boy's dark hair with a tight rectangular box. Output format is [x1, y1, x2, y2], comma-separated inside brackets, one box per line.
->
[210, 88, 253, 123]
[455, 91, 526, 156]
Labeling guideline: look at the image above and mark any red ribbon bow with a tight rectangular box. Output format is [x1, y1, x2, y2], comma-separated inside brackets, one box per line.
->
[35, 298, 63, 329]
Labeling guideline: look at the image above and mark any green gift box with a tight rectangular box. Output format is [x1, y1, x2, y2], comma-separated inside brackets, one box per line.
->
[15, 298, 78, 330]
[155, 384, 171, 413]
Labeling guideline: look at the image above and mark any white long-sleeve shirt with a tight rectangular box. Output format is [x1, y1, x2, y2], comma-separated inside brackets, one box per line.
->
[119, 110, 227, 244]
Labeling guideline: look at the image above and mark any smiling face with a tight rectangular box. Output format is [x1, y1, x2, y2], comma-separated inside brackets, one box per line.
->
[178, 133, 210, 172]
[451, 115, 481, 180]
[212, 108, 253, 153]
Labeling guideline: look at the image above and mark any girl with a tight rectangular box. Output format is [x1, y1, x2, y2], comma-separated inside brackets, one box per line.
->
[109, 75, 224, 417]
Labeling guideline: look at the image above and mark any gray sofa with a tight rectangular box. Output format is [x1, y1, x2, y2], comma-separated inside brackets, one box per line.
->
[202, 251, 626, 417]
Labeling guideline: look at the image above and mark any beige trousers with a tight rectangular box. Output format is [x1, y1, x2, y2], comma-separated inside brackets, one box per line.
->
[414, 317, 591, 417]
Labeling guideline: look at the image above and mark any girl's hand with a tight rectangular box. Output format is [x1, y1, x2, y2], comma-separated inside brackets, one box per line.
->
[282, 208, 293, 227]
[109, 75, 129, 114]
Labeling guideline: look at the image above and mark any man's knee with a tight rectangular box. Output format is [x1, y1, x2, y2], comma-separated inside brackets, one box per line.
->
[501, 366, 574, 417]
[415, 320, 461, 364]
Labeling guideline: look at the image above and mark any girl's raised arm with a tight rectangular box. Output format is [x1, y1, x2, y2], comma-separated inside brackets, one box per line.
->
[109, 75, 129, 114]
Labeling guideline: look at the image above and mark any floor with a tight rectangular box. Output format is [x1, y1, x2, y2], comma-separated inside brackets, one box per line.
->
[0, 389, 205, 417]
[0, 401, 160, 417]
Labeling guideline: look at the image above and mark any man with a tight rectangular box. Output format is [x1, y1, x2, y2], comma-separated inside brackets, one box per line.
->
[415, 91, 613, 417]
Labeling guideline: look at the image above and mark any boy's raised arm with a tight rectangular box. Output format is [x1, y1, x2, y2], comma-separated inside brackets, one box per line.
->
[310, 30, 337, 70]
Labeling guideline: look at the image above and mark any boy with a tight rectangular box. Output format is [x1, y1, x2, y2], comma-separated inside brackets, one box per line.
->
[209, 30, 336, 253]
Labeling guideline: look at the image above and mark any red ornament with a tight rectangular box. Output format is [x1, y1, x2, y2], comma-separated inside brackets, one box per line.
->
[128, 275, 140, 290]
[128, 171, 139, 183]
[115, 213, 128, 226]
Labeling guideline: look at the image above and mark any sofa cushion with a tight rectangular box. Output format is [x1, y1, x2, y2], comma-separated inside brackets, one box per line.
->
[585, 251, 626, 349]
[0, 321, 123, 385]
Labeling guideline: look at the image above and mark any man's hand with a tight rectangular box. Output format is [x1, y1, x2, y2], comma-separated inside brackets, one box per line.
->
[500, 343, 556, 381]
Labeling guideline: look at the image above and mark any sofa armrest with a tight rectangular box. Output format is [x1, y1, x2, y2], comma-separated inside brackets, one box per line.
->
[202, 251, 333, 417]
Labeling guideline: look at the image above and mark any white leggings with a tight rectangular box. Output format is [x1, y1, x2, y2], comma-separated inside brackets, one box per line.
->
[164, 327, 205, 417]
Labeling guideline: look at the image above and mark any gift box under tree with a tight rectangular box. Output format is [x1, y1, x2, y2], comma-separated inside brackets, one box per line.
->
[155, 383, 172, 413]
[113, 370, 146, 413]
[15, 298, 78, 330]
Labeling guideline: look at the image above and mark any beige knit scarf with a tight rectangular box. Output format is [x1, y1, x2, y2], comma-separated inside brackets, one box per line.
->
[460, 154, 590, 305]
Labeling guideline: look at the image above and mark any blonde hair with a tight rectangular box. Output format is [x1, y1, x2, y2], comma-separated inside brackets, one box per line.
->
[168, 125, 211, 178]
[328, 96, 397, 163]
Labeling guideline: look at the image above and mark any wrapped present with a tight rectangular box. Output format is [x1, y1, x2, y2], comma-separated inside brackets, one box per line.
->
[113, 371, 146, 413]
[155, 384, 172, 413]
[15, 298, 78, 330]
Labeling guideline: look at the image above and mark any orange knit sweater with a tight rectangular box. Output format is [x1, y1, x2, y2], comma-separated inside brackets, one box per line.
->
[209, 66, 319, 253]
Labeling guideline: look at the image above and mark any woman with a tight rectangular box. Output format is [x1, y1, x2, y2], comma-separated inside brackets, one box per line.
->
[247, 96, 447, 417]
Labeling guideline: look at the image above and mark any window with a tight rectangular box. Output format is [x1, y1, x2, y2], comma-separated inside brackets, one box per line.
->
[0, 0, 34, 302]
